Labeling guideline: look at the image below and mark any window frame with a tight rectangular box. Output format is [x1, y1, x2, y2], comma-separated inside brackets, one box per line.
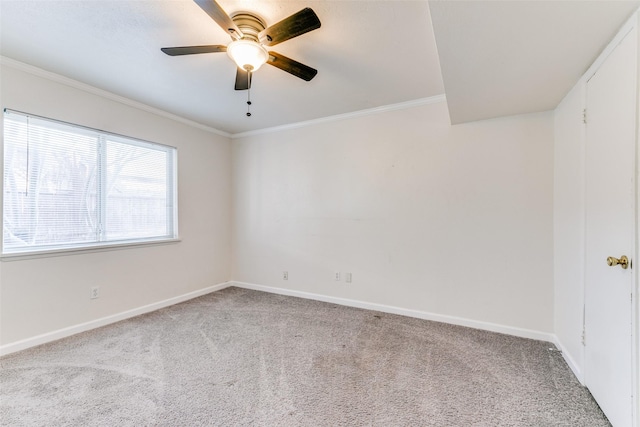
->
[2, 109, 179, 260]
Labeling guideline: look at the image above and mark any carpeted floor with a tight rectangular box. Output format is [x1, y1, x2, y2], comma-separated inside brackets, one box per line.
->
[1, 287, 609, 426]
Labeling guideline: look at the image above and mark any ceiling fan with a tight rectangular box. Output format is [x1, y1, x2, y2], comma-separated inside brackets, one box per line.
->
[161, 0, 321, 93]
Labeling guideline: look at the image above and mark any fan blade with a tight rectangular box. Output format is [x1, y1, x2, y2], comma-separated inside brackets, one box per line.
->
[267, 51, 317, 81]
[259, 8, 320, 46]
[194, 0, 243, 40]
[235, 68, 252, 90]
[161, 45, 227, 56]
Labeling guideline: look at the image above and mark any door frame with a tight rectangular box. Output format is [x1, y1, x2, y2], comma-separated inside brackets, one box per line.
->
[635, 15, 639, 423]
[634, 12, 640, 425]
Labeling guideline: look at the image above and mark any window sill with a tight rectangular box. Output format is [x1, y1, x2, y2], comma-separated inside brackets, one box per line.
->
[0, 238, 182, 262]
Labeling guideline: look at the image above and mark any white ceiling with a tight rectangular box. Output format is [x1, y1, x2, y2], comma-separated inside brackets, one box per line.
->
[0, 1, 638, 134]
[0, 0, 444, 135]
[429, 0, 640, 124]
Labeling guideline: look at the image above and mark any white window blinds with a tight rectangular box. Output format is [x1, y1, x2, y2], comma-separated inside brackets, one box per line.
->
[3, 110, 177, 255]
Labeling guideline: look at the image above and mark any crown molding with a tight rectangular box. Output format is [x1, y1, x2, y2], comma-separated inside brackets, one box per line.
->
[1, 56, 447, 140]
[0, 56, 231, 138]
[231, 95, 447, 139]
[583, 7, 638, 84]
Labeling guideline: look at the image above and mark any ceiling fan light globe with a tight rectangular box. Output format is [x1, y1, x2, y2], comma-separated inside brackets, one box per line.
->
[227, 40, 268, 72]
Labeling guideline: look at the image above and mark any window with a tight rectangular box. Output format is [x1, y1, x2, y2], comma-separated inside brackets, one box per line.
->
[3, 110, 177, 255]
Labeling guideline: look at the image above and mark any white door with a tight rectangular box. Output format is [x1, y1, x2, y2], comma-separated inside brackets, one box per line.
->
[584, 27, 637, 427]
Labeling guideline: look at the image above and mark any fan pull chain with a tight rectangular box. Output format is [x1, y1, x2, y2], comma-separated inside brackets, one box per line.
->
[246, 71, 252, 117]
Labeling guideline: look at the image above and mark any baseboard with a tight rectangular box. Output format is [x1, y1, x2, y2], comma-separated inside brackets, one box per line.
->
[0, 281, 233, 357]
[551, 334, 585, 385]
[230, 281, 555, 343]
[0, 280, 561, 363]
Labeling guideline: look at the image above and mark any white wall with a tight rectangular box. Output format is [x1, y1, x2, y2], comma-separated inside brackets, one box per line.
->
[553, 82, 586, 379]
[0, 62, 232, 347]
[0, 62, 557, 351]
[232, 100, 555, 334]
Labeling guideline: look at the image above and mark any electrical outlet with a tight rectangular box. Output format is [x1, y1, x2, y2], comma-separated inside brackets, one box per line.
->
[283, 271, 288, 280]
[345, 273, 352, 283]
[90, 286, 100, 299]
[334, 272, 341, 281]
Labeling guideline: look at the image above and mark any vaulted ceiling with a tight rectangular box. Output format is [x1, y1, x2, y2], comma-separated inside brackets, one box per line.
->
[1, 1, 638, 135]
[429, 0, 640, 124]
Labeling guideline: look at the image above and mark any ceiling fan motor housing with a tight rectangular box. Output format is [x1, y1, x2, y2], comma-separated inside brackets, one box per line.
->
[226, 12, 269, 71]
[230, 12, 267, 43]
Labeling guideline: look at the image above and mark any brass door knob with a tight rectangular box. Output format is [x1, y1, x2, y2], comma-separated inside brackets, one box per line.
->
[607, 255, 629, 269]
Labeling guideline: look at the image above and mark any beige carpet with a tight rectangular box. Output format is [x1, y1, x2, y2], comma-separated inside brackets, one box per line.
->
[1, 287, 609, 426]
